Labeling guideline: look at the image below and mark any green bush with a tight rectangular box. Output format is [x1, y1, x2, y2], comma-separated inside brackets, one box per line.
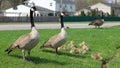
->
[111, 9, 115, 16]
[81, 11, 86, 16]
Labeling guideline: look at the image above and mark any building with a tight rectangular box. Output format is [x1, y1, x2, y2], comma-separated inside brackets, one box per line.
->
[4, 0, 76, 17]
[55, 0, 76, 15]
[74, 8, 91, 16]
[0, 10, 4, 16]
[90, 2, 120, 16]
[27, 0, 76, 16]
[26, 0, 56, 16]
[5, 5, 31, 17]
[74, 2, 120, 16]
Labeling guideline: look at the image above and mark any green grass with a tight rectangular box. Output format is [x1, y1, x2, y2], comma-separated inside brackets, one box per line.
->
[0, 26, 120, 68]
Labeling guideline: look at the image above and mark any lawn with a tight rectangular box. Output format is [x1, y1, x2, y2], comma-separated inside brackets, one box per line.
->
[0, 26, 120, 68]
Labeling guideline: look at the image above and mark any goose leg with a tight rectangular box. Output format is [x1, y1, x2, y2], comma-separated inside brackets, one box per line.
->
[55, 48, 58, 54]
[28, 50, 31, 61]
[22, 49, 25, 61]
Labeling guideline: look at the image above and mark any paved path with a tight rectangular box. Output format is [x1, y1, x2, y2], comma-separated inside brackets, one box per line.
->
[0, 22, 120, 30]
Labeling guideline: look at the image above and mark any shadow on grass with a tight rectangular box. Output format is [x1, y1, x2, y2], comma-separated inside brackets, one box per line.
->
[42, 49, 86, 58]
[91, 27, 104, 29]
[8, 54, 68, 65]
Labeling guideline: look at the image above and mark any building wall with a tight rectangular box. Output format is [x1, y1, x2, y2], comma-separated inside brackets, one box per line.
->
[4, 0, 76, 17]
[27, 0, 76, 15]
[5, 5, 31, 17]
[55, 3, 75, 13]
[74, 9, 90, 16]
[113, 8, 120, 16]
[28, 0, 56, 11]
[90, 3, 111, 14]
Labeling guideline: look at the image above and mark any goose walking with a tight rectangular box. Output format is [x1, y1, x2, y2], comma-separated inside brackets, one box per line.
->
[40, 13, 67, 54]
[89, 15, 104, 28]
[5, 3, 39, 61]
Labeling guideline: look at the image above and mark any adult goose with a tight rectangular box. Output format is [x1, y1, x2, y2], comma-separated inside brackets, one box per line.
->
[40, 13, 67, 54]
[89, 16, 104, 28]
[5, 3, 39, 61]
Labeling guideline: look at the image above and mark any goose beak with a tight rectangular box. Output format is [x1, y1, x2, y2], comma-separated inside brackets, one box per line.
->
[30, 2, 37, 12]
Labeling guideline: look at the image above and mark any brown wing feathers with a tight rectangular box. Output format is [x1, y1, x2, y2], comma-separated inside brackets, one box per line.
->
[5, 3, 39, 61]
[5, 34, 30, 54]
[40, 34, 58, 48]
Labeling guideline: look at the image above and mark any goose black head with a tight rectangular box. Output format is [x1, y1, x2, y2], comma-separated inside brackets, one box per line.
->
[30, 2, 37, 28]
[30, 2, 37, 12]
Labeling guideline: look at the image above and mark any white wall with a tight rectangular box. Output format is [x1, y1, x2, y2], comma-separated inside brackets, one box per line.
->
[28, 0, 56, 11]
[90, 3, 111, 14]
[5, 5, 30, 17]
[28, 0, 76, 14]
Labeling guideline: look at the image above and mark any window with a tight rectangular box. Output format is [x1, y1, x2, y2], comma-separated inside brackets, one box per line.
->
[70, 6, 72, 9]
[50, 3, 52, 6]
[64, 4, 67, 8]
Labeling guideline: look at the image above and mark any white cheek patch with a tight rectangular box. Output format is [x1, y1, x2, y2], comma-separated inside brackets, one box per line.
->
[61, 13, 64, 16]
[31, 8, 34, 11]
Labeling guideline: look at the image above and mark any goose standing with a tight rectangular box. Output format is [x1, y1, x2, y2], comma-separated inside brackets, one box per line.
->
[89, 15, 104, 28]
[5, 2, 39, 61]
[40, 13, 67, 54]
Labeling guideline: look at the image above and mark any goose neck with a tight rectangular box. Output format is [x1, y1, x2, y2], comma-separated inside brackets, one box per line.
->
[30, 10, 35, 27]
[60, 15, 64, 28]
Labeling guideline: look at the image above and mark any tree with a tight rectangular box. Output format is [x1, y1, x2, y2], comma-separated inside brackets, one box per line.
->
[81, 11, 86, 16]
[0, 0, 3, 9]
[87, 11, 91, 16]
[111, 9, 115, 16]
[75, 0, 88, 11]
[106, 12, 110, 16]
[94, 8, 99, 16]
[0, 0, 12, 9]
[91, 9, 96, 16]
[86, 0, 107, 5]
[0, 0, 27, 10]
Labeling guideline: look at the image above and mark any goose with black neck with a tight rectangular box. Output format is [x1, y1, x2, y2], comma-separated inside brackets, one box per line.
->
[5, 2, 40, 61]
[40, 12, 67, 54]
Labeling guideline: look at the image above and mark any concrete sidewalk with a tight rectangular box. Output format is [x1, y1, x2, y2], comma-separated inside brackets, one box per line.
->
[0, 22, 119, 30]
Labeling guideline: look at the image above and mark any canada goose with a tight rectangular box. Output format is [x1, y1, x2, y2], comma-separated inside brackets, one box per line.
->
[70, 47, 87, 54]
[40, 12, 67, 54]
[70, 48, 79, 54]
[89, 16, 104, 28]
[79, 41, 89, 51]
[67, 40, 76, 49]
[58, 45, 67, 51]
[79, 41, 86, 46]
[91, 52, 116, 68]
[5, 2, 39, 61]
[101, 55, 115, 68]
[91, 53, 103, 61]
